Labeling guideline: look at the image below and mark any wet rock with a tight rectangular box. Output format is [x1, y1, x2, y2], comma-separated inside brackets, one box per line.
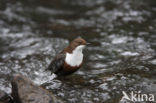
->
[11, 74, 64, 103]
[0, 90, 10, 103]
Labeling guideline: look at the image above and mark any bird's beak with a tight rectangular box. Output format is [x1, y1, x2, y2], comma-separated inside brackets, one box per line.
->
[86, 42, 91, 46]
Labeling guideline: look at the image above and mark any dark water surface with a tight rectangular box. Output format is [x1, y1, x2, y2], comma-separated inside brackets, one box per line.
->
[0, 0, 156, 103]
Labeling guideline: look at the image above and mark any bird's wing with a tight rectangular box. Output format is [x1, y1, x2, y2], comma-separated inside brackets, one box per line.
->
[46, 53, 66, 73]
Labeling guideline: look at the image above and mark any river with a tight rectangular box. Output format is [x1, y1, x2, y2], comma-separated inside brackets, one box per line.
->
[0, 0, 156, 103]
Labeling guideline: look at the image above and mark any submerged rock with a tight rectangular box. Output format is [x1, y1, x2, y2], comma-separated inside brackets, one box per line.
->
[11, 74, 63, 103]
[0, 90, 10, 103]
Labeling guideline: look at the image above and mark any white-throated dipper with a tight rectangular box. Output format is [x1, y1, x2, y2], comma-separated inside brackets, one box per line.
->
[46, 37, 88, 76]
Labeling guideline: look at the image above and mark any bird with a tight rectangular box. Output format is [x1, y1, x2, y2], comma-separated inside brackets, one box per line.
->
[46, 37, 88, 76]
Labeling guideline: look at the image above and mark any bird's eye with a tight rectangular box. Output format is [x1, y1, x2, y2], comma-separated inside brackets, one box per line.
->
[78, 42, 81, 44]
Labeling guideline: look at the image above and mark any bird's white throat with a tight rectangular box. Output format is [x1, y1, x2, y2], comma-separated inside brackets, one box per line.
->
[65, 45, 85, 66]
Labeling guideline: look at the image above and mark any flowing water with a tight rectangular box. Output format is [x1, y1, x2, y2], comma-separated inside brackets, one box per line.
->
[0, 0, 156, 103]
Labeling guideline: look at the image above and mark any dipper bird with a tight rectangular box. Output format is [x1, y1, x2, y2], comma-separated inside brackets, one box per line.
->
[47, 38, 88, 76]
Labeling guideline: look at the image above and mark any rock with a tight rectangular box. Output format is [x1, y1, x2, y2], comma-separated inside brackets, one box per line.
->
[0, 90, 10, 103]
[11, 74, 64, 103]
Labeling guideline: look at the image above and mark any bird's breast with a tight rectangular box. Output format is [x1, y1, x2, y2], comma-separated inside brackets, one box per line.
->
[65, 52, 83, 67]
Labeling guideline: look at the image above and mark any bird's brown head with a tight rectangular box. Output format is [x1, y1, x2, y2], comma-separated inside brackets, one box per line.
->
[65, 38, 87, 53]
